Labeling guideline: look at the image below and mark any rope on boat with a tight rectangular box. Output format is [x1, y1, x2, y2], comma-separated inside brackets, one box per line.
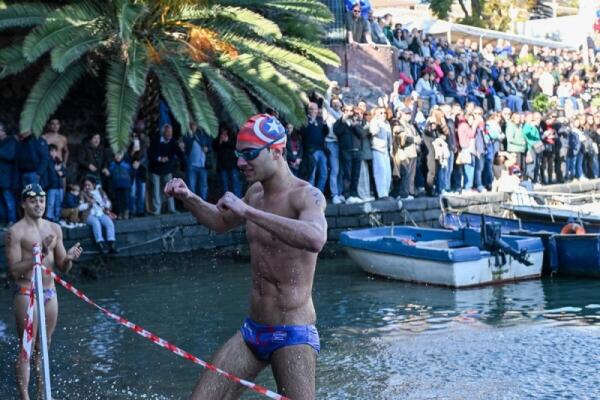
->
[36, 265, 289, 400]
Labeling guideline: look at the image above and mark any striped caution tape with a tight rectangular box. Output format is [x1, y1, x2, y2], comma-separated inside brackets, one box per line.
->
[20, 244, 41, 361]
[39, 265, 288, 400]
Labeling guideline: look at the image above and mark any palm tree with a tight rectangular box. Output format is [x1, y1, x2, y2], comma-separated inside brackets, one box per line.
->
[0, 0, 339, 151]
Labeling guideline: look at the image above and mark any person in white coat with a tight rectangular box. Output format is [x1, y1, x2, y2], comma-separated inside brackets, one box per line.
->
[369, 107, 393, 199]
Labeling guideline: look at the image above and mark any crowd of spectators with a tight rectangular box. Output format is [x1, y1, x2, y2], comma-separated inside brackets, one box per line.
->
[297, 2, 600, 204]
[0, 117, 243, 254]
[1, 3, 600, 251]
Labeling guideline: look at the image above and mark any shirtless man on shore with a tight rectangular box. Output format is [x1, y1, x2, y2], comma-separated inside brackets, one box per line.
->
[165, 114, 327, 400]
[42, 118, 69, 164]
[6, 183, 83, 399]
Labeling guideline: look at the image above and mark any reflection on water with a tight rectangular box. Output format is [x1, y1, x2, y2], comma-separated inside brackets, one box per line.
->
[1, 256, 600, 399]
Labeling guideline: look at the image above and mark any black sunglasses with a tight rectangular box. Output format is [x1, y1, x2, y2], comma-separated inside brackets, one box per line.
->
[235, 138, 281, 161]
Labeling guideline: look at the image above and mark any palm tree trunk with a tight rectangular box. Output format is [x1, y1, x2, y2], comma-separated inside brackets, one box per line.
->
[141, 72, 160, 139]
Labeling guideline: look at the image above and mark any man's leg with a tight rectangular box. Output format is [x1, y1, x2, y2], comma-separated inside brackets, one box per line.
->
[218, 170, 229, 195]
[191, 331, 267, 400]
[230, 169, 242, 198]
[315, 150, 327, 193]
[186, 167, 196, 196]
[14, 293, 34, 399]
[86, 215, 104, 243]
[33, 296, 58, 399]
[326, 142, 340, 198]
[100, 214, 116, 241]
[46, 189, 55, 222]
[270, 345, 317, 399]
[163, 173, 175, 212]
[14, 292, 58, 400]
[151, 173, 162, 215]
[199, 168, 208, 200]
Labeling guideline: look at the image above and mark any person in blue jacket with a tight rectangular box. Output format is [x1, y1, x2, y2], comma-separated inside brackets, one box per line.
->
[0, 123, 17, 226]
[108, 152, 133, 219]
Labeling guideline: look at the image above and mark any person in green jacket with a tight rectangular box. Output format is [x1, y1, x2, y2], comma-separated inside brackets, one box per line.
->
[506, 113, 526, 173]
[522, 113, 543, 182]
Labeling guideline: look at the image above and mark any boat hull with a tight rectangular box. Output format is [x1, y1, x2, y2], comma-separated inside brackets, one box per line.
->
[552, 235, 600, 278]
[345, 247, 544, 288]
[442, 212, 600, 278]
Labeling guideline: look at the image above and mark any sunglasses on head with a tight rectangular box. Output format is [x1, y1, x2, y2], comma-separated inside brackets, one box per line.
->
[235, 138, 280, 161]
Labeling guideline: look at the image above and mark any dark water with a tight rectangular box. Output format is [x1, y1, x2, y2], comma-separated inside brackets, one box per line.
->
[1, 256, 600, 399]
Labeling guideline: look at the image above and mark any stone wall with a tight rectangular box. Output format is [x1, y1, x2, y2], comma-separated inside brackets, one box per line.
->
[326, 44, 399, 105]
[1, 179, 600, 270]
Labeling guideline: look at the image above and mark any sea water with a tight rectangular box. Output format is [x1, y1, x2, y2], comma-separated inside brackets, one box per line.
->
[1, 256, 599, 399]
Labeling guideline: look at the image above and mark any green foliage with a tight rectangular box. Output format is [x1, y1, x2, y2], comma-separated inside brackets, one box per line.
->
[0, 0, 337, 151]
[106, 60, 141, 151]
[516, 54, 537, 66]
[532, 94, 556, 114]
[20, 61, 86, 135]
[429, 0, 456, 20]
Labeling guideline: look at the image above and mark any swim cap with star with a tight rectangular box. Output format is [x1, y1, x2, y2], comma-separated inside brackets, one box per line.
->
[237, 114, 287, 150]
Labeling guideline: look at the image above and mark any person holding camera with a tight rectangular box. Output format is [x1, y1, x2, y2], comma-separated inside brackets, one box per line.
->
[334, 105, 365, 204]
[183, 121, 212, 201]
[45, 144, 65, 222]
[299, 102, 329, 194]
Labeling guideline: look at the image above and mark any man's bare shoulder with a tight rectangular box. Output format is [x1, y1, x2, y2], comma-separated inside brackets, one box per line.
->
[46, 220, 62, 235]
[7, 220, 26, 237]
[244, 182, 263, 203]
[290, 181, 326, 212]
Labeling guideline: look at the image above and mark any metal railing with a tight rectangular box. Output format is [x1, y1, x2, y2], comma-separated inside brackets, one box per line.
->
[321, 0, 347, 43]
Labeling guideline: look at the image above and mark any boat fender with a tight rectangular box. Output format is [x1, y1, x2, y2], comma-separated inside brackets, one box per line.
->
[560, 223, 586, 235]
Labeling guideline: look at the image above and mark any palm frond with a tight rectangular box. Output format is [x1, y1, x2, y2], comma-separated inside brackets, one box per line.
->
[187, 72, 219, 137]
[0, 42, 29, 79]
[275, 14, 324, 41]
[197, 63, 256, 127]
[228, 36, 327, 82]
[282, 37, 340, 67]
[117, 2, 146, 42]
[106, 60, 140, 152]
[50, 1, 103, 23]
[177, 4, 207, 20]
[222, 54, 302, 124]
[20, 61, 86, 136]
[0, 3, 53, 31]
[50, 32, 104, 73]
[167, 60, 218, 136]
[220, 0, 333, 23]
[23, 20, 88, 63]
[217, 7, 281, 40]
[126, 41, 149, 96]
[152, 63, 191, 133]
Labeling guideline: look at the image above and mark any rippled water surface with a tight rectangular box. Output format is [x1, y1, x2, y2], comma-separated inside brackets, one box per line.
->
[2, 256, 600, 399]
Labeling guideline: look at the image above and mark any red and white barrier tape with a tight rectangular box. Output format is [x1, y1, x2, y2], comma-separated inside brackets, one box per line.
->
[20, 244, 41, 361]
[37, 265, 288, 400]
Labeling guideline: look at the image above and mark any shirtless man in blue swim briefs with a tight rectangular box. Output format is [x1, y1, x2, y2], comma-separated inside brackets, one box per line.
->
[6, 183, 83, 399]
[165, 114, 327, 399]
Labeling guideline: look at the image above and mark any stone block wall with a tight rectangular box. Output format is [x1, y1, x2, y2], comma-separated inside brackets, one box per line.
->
[1, 179, 599, 270]
[326, 44, 399, 105]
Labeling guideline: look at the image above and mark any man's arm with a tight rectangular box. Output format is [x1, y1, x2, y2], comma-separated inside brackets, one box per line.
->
[53, 226, 82, 273]
[183, 193, 244, 233]
[165, 178, 243, 233]
[244, 187, 327, 253]
[5, 228, 31, 280]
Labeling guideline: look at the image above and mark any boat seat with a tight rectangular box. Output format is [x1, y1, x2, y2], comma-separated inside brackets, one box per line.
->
[415, 239, 455, 249]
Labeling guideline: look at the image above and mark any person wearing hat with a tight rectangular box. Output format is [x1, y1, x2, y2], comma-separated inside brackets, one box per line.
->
[165, 114, 327, 399]
[6, 183, 83, 399]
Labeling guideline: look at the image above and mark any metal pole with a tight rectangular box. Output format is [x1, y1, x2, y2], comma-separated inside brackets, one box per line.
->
[32, 244, 52, 400]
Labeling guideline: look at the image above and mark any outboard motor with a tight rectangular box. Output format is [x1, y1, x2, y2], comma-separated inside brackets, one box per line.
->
[480, 216, 532, 267]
